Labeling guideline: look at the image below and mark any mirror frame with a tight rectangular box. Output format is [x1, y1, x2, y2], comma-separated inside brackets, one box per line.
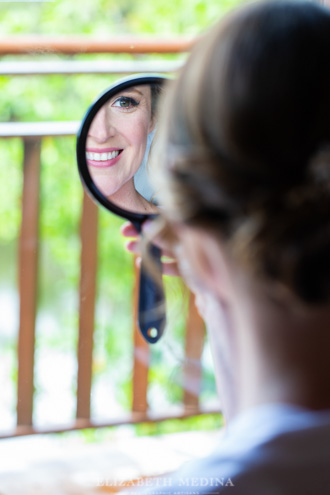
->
[76, 73, 169, 225]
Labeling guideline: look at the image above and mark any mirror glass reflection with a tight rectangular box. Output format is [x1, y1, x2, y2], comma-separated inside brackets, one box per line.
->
[86, 83, 163, 214]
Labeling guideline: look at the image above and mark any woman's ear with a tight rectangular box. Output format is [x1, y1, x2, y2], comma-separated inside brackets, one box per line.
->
[176, 227, 233, 303]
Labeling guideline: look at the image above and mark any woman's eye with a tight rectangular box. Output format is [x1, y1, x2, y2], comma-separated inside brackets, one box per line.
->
[112, 97, 139, 110]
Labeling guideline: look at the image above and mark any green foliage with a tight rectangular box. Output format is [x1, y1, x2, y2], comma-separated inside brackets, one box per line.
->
[134, 413, 224, 437]
[0, 0, 244, 36]
[0, 139, 22, 242]
[58, 412, 223, 443]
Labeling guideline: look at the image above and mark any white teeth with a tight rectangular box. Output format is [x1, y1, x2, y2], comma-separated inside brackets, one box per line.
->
[109, 150, 120, 159]
[86, 150, 120, 161]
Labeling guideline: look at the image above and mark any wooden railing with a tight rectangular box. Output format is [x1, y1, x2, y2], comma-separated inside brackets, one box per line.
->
[0, 36, 195, 55]
[0, 39, 220, 439]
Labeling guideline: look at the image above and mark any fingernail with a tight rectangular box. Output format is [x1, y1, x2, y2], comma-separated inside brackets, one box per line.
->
[120, 221, 131, 233]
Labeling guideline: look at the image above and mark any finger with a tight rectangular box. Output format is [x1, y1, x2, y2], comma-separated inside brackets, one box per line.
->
[124, 238, 175, 258]
[126, 241, 175, 260]
[141, 220, 166, 248]
[124, 239, 141, 254]
[142, 220, 178, 256]
[135, 258, 180, 277]
[120, 222, 139, 238]
[122, 222, 176, 258]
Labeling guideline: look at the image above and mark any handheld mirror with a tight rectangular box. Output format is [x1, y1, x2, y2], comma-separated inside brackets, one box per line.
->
[76, 74, 168, 343]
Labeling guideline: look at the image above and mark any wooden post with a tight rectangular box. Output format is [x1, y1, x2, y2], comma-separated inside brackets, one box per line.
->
[17, 138, 41, 426]
[132, 257, 149, 413]
[183, 291, 205, 412]
[76, 192, 98, 419]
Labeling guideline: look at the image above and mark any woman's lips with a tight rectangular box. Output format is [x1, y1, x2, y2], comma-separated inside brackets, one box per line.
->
[86, 148, 123, 168]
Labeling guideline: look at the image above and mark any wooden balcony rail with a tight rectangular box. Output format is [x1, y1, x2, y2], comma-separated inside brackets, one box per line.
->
[0, 120, 218, 439]
[0, 60, 183, 76]
[0, 121, 80, 138]
[0, 36, 195, 55]
[17, 138, 41, 428]
[76, 190, 98, 421]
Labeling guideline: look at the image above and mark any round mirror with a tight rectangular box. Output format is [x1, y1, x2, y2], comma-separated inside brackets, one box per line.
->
[76, 75, 169, 344]
[77, 74, 168, 223]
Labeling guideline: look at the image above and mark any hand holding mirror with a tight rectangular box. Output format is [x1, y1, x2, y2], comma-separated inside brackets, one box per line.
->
[76, 74, 168, 343]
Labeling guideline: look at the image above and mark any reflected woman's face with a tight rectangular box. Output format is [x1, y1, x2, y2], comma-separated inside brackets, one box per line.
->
[86, 85, 155, 197]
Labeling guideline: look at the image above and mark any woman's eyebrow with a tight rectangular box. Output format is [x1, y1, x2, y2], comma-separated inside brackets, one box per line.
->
[124, 87, 144, 97]
[115, 87, 146, 97]
[109, 87, 146, 103]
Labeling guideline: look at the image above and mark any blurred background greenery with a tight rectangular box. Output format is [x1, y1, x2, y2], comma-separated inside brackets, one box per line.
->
[0, 0, 243, 435]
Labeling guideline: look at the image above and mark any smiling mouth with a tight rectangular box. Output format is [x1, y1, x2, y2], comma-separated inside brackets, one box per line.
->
[86, 149, 123, 168]
[86, 150, 122, 161]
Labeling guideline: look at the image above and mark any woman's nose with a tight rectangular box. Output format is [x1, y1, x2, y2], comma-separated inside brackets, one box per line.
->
[88, 106, 115, 143]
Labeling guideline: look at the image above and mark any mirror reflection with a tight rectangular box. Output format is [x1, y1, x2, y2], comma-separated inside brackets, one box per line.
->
[86, 83, 162, 214]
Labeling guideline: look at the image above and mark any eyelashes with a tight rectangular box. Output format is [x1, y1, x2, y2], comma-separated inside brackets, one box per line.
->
[111, 96, 140, 111]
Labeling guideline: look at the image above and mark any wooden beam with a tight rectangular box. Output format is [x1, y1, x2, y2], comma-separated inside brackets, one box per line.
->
[0, 36, 195, 55]
[17, 138, 41, 426]
[0, 60, 182, 76]
[0, 407, 221, 439]
[132, 258, 149, 413]
[183, 292, 205, 412]
[76, 192, 98, 419]
[0, 121, 79, 138]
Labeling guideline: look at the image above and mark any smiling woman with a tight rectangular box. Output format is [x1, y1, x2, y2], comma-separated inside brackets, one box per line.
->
[86, 84, 158, 213]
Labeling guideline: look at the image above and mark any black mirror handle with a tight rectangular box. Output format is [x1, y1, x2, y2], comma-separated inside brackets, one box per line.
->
[138, 243, 166, 343]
